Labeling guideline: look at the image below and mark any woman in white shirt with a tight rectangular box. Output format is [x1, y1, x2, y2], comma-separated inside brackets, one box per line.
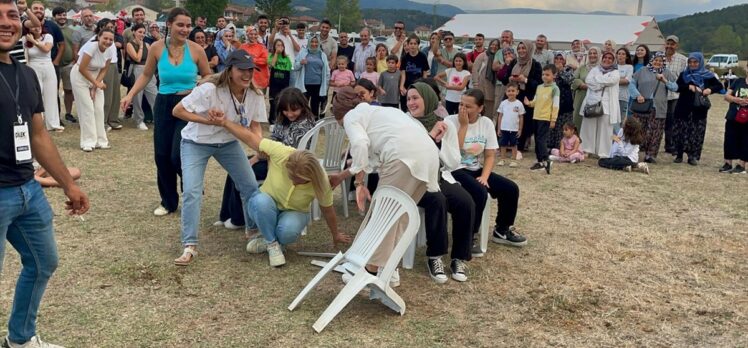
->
[23, 26, 62, 131]
[171, 51, 265, 266]
[71, 28, 115, 152]
[330, 86, 440, 276]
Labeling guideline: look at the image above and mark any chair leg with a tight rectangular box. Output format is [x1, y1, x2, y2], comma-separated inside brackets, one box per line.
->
[288, 252, 345, 311]
[341, 181, 350, 218]
[480, 197, 491, 254]
[370, 285, 406, 315]
[312, 271, 373, 333]
[402, 208, 425, 269]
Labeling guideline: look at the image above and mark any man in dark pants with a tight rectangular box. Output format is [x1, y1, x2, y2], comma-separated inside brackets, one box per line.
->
[0, 2, 89, 346]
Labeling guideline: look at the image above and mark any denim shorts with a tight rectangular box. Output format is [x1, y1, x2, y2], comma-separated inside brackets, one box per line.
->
[499, 130, 518, 147]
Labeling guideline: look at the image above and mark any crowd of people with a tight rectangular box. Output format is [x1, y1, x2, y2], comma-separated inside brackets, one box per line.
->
[2, 2, 748, 346]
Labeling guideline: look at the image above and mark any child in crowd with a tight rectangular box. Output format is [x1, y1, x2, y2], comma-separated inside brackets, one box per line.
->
[598, 118, 650, 174]
[524, 64, 559, 174]
[436, 52, 471, 115]
[360, 56, 380, 86]
[268, 39, 292, 125]
[549, 123, 585, 163]
[329, 56, 355, 95]
[378, 54, 401, 108]
[496, 83, 525, 167]
[354, 79, 380, 105]
[375, 43, 389, 73]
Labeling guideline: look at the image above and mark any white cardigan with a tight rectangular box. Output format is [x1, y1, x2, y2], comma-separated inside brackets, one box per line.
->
[580, 67, 621, 125]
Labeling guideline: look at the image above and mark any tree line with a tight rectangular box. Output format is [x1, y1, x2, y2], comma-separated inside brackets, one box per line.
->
[659, 3, 748, 58]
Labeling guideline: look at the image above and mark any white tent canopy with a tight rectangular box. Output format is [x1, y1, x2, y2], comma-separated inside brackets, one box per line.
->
[437, 14, 666, 51]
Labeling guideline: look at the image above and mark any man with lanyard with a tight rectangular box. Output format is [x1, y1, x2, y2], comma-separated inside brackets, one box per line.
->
[466, 33, 485, 70]
[53, 7, 75, 127]
[123, 7, 146, 45]
[318, 19, 337, 70]
[533, 34, 554, 67]
[385, 20, 406, 56]
[30, 2, 65, 94]
[256, 15, 270, 48]
[352, 27, 375, 79]
[337, 32, 354, 71]
[663, 35, 687, 155]
[0, 2, 89, 347]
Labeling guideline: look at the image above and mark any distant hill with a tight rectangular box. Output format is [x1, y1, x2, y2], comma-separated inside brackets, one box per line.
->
[659, 4, 748, 57]
[467, 7, 677, 20]
[230, 0, 462, 17]
[360, 9, 450, 31]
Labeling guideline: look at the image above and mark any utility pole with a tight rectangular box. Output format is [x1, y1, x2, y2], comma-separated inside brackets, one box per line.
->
[636, 0, 643, 16]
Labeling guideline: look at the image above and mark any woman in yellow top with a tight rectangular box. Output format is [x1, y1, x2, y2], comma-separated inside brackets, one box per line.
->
[211, 115, 352, 267]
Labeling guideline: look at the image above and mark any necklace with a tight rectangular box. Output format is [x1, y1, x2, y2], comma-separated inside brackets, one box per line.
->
[166, 38, 184, 65]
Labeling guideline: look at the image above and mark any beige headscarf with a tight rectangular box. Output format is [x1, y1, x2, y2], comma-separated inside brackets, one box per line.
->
[511, 40, 535, 89]
[332, 86, 362, 120]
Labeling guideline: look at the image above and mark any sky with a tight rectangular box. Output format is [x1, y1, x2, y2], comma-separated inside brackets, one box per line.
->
[414, 0, 746, 15]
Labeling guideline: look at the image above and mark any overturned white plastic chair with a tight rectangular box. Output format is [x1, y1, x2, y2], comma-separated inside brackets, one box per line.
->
[288, 186, 420, 333]
[402, 196, 492, 269]
[297, 117, 350, 219]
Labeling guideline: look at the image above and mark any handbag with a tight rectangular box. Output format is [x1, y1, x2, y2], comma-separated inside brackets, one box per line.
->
[120, 62, 135, 88]
[583, 86, 606, 118]
[736, 107, 748, 124]
[693, 93, 711, 109]
[630, 80, 660, 114]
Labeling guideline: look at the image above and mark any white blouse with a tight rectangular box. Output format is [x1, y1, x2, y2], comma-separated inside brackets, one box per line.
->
[22, 34, 53, 63]
[344, 103, 440, 192]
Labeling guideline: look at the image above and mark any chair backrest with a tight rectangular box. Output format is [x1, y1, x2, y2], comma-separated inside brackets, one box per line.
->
[344, 186, 420, 276]
[297, 117, 348, 172]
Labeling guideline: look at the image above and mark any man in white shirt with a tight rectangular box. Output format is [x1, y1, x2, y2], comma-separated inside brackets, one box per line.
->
[533, 34, 554, 67]
[352, 28, 375, 78]
[294, 22, 307, 51]
[257, 15, 270, 48]
[269, 16, 299, 63]
[385, 20, 406, 56]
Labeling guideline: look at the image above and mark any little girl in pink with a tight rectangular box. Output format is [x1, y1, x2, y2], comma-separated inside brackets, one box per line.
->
[550, 123, 585, 163]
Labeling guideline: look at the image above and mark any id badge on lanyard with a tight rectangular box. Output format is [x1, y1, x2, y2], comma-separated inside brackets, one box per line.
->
[239, 105, 249, 127]
[0, 64, 32, 164]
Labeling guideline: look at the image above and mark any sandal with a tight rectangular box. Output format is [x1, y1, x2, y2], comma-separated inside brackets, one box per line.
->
[174, 247, 197, 266]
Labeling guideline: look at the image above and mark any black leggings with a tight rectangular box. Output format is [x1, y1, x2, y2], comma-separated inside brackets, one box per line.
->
[418, 180, 475, 261]
[153, 93, 187, 212]
[305, 84, 323, 118]
[451, 168, 520, 234]
[445, 100, 460, 115]
[598, 156, 635, 170]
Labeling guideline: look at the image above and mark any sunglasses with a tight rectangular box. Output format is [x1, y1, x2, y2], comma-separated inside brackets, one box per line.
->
[394, 26, 404, 30]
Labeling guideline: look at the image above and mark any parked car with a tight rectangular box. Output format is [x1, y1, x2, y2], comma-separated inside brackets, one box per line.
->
[461, 43, 474, 54]
[707, 54, 739, 68]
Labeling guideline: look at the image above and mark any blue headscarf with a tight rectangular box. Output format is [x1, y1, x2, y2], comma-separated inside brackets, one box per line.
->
[682, 52, 713, 88]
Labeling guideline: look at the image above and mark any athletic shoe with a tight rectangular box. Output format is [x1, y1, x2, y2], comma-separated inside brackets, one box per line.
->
[81, 146, 93, 152]
[719, 163, 734, 173]
[246, 237, 267, 254]
[212, 220, 225, 227]
[110, 124, 123, 130]
[105, 126, 112, 132]
[65, 113, 77, 123]
[224, 218, 243, 230]
[492, 226, 527, 247]
[450, 259, 468, 282]
[4, 335, 64, 348]
[687, 158, 698, 166]
[267, 241, 286, 267]
[548, 155, 562, 162]
[636, 162, 650, 175]
[137, 122, 148, 130]
[516, 151, 522, 160]
[731, 165, 746, 174]
[530, 162, 545, 171]
[95, 144, 111, 149]
[427, 257, 448, 284]
[644, 156, 656, 164]
[545, 160, 552, 174]
[153, 205, 169, 216]
[497, 160, 506, 166]
[508, 161, 519, 168]
[471, 237, 484, 257]
[624, 165, 632, 172]
[674, 156, 683, 163]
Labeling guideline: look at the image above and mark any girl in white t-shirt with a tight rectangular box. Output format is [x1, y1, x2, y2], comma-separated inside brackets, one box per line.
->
[71, 29, 115, 152]
[448, 89, 527, 248]
[171, 51, 267, 266]
[23, 26, 62, 132]
[436, 52, 471, 115]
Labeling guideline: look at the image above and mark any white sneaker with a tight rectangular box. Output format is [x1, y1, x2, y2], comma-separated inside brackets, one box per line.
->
[153, 205, 169, 216]
[267, 241, 286, 267]
[516, 151, 523, 160]
[223, 218, 243, 230]
[4, 336, 64, 348]
[212, 220, 225, 227]
[95, 144, 111, 149]
[105, 126, 112, 132]
[137, 122, 148, 130]
[81, 146, 93, 152]
[508, 161, 519, 168]
[497, 160, 506, 166]
[246, 237, 267, 254]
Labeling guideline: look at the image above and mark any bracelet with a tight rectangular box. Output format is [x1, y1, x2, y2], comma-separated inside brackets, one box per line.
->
[354, 181, 365, 187]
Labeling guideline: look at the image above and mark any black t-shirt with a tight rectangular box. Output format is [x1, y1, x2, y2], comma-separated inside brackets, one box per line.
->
[0, 59, 44, 187]
[204, 44, 218, 70]
[727, 78, 748, 121]
[400, 51, 429, 88]
[338, 45, 354, 71]
[43, 20, 64, 64]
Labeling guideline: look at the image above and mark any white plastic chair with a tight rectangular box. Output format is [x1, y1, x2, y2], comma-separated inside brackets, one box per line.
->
[287, 186, 420, 333]
[297, 117, 350, 219]
[402, 196, 492, 269]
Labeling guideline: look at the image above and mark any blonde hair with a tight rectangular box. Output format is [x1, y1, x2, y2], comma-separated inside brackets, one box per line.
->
[286, 150, 328, 199]
[199, 67, 262, 95]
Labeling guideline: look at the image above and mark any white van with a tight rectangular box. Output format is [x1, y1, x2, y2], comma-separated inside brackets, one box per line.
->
[707, 54, 739, 68]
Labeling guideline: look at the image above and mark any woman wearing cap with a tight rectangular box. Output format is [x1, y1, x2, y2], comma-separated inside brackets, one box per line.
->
[120, 8, 213, 217]
[580, 49, 621, 158]
[628, 51, 678, 163]
[329, 86, 440, 280]
[170, 50, 265, 266]
[239, 25, 269, 89]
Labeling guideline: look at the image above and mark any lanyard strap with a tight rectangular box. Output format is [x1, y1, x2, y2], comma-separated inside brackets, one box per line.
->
[230, 88, 248, 122]
[0, 61, 21, 124]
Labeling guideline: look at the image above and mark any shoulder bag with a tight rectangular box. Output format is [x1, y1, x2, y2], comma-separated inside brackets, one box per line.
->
[583, 85, 606, 118]
[630, 80, 660, 114]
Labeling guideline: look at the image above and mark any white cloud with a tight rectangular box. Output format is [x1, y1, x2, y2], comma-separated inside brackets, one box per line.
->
[414, 0, 744, 15]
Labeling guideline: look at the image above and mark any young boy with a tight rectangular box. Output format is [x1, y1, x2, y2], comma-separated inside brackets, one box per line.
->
[524, 64, 560, 174]
[378, 54, 402, 108]
[496, 83, 525, 167]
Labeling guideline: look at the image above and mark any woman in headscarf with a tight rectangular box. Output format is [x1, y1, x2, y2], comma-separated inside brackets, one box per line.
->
[500, 40, 542, 152]
[572, 46, 600, 130]
[628, 51, 678, 163]
[239, 25, 269, 89]
[214, 28, 236, 72]
[672, 52, 723, 165]
[580, 50, 621, 158]
[565, 39, 586, 71]
[292, 35, 329, 118]
[471, 39, 499, 121]
[404, 82, 474, 282]
[548, 52, 576, 150]
[603, 39, 617, 53]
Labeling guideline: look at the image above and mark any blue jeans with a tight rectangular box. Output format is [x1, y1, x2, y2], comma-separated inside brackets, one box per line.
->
[247, 192, 309, 245]
[0, 180, 59, 344]
[180, 139, 258, 246]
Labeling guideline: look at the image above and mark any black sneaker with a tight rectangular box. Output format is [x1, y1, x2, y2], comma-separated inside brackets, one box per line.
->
[644, 156, 657, 164]
[427, 257, 448, 284]
[492, 226, 527, 247]
[450, 259, 468, 282]
[65, 113, 77, 123]
[471, 237, 484, 257]
[673, 156, 683, 163]
[530, 162, 545, 171]
[687, 158, 698, 166]
[719, 163, 733, 173]
[545, 160, 552, 174]
[731, 165, 746, 174]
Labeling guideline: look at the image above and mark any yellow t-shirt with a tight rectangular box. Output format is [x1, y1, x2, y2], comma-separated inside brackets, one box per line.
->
[377, 59, 388, 73]
[259, 139, 334, 211]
